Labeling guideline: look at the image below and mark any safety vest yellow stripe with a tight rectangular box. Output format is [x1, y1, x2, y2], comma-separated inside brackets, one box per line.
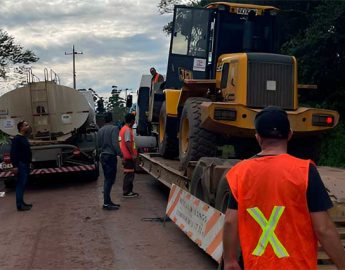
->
[247, 206, 289, 258]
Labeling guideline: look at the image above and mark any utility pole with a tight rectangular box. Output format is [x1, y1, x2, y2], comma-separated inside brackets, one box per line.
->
[65, 45, 83, 89]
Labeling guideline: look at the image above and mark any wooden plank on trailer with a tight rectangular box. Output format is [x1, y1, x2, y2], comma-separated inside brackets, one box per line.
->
[318, 251, 329, 260]
[317, 265, 337, 270]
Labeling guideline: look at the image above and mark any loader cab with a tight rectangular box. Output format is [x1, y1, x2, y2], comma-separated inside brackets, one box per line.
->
[165, 2, 279, 89]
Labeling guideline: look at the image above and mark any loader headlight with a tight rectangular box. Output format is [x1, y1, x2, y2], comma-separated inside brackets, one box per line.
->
[312, 114, 334, 127]
[214, 109, 237, 121]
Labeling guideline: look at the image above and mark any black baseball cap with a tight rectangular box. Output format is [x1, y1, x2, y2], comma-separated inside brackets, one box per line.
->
[254, 106, 290, 139]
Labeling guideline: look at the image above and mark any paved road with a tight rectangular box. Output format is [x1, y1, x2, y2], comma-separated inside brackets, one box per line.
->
[0, 163, 217, 270]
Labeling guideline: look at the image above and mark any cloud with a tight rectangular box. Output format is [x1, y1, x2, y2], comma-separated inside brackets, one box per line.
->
[0, 0, 172, 98]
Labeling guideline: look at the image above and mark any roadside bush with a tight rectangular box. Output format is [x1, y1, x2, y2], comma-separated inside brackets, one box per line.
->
[0, 131, 8, 144]
[319, 123, 345, 168]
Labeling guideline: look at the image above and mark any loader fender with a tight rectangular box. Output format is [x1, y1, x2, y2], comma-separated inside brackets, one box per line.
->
[163, 89, 180, 117]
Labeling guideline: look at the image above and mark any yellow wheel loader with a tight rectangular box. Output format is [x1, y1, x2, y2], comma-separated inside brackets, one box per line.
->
[147, 2, 338, 169]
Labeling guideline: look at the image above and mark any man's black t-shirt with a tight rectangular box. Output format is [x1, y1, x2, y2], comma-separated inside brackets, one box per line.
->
[228, 156, 333, 212]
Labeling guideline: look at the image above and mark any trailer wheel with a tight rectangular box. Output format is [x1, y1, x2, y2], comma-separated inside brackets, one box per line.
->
[179, 98, 217, 170]
[190, 161, 210, 204]
[159, 101, 179, 158]
[215, 174, 230, 214]
[190, 157, 226, 205]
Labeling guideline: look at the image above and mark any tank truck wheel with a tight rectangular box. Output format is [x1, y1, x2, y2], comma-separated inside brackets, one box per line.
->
[158, 102, 179, 159]
[215, 173, 230, 214]
[179, 98, 217, 170]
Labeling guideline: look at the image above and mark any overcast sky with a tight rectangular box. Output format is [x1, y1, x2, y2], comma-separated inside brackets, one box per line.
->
[0, 0, 172, 98]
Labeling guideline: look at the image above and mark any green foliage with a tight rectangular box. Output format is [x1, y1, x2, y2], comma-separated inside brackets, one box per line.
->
[282, 1, 345, 116]
[319, 123, 345, 168]
[106, 86, 127, 122]
[220, 145, 235, 159]
[280, 1, 345, 166]
[0, 29, 39, 77]
[0, 131, 8, 144]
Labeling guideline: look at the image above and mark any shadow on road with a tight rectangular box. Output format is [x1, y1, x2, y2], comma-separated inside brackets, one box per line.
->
[3, 171, 98, 193]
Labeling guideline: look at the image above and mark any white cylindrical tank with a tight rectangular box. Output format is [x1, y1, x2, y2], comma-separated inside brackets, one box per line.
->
[0, 81, 94, 141]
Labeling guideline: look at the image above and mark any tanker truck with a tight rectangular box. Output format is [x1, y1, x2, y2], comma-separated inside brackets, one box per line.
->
[0, 75, 99, 187]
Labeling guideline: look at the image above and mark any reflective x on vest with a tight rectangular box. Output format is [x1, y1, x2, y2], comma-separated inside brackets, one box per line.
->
[247, 206, 289, 258]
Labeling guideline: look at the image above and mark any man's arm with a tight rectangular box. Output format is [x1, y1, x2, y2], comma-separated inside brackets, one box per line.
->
[125, 142, 135, 157]
[124, 129, 136, 158]
[111, 127, 121, 156]
[311, 211, 345, 269]
[97, 129, 103, 151]
[223, 209, 241, 270]
[10, 137, 19, 167]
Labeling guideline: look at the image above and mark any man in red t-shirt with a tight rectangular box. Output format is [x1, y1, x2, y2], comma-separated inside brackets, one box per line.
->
[119, 113, 139, 198]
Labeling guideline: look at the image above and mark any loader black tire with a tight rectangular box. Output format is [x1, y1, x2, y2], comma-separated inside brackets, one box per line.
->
[215, 173, 230, 214]
[179, 98, 217, 170]
[159, 102, 179, 159]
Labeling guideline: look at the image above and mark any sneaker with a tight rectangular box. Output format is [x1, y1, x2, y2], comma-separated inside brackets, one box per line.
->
[23, 202, 33, 207]
[122, 192, 139, 198]
[17, 205, 32, 211]
[102, 204, 119, 210]
[110, 202, 121, 208]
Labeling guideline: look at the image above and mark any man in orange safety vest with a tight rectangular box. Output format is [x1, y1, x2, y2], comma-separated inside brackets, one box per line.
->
[223, 106, 345, 270]
[150, 67, 164, 92]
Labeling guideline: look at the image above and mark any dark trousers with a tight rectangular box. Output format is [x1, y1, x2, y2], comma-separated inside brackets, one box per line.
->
[16, 162, 30, 208]
[100, 154, 117, 205]
[123, 159, 135, 194]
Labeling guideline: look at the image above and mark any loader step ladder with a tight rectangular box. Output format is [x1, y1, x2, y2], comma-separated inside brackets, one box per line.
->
[29, 82, 52, 140]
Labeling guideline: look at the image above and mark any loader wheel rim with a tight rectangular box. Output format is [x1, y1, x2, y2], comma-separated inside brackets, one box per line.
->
[159, 115, 165, 144]
[181, 116, 190, 154]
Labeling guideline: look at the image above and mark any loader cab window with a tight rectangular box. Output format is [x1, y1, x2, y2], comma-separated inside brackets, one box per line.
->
[243, 11, 277, 53]
[215, 10, 277, 57]
[172, 8, 209, 57]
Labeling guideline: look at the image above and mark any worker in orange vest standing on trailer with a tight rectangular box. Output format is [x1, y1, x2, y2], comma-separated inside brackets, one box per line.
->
[222, 106, 345, 270]
[150, 67, 164, 91]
